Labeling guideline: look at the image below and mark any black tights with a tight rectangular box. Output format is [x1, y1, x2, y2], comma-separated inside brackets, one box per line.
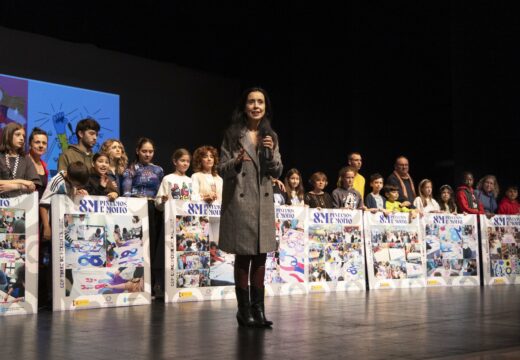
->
[234, 254, 267, 289]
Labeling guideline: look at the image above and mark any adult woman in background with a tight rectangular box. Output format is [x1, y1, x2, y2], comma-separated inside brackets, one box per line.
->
[27, 127, 52, 308]
[218, 87, 283, 328]
[475, 175, 499, 216]
[28, 127, 49, 199]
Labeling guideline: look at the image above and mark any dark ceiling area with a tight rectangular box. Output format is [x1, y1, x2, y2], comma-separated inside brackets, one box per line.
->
[0, 1, 336, 78]
[1, 1, 519, 193]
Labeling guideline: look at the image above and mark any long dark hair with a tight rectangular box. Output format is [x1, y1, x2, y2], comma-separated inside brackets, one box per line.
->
[224, 87, 277, 152]
[134, 137, 154, 163]
[437, 184, 457, 213]
[0, 122, 25, 155]
[128, 137, 155, 175]
[284, 168, 304, 201]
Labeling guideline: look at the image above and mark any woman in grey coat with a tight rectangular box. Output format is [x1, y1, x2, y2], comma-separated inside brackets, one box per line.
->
[218, 87, 282, 328]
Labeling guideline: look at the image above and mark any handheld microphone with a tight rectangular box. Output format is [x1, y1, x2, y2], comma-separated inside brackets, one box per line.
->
[259, 127, 273, 161]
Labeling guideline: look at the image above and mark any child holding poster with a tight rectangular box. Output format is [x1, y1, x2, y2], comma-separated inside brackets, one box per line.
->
[384, 185, 417, 219]
[437, 184, 458, 214]
[498, 185, 520, 215]
[332, 166, 364, 210]
[191, 146, 223, 204]
[365, 173, 388, 214]
[413, 179, 441, 215]
[155, 148, 192, 211]
[39, 162, 90, 242]
[283, 168, 305, 206]
[304, 172, 334, 209]
[84, 153, 119, 200]
[456, 172, 484, 215]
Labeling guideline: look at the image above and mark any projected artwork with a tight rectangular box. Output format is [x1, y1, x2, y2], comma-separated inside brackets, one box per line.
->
[0, 74, 119, 177]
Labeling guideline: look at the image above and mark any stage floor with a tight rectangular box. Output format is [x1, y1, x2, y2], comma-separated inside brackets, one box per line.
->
[2, 286, 520, 359]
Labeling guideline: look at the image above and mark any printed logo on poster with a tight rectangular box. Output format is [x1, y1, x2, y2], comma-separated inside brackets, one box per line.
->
[0, 199, 11, 207]
[78, 199, 129, 214]
[377, 213, 410, 224]
[312, 211, 353, 224]
[276, 207, 296, 220]
[182, 202, 221, 217]
[431, 215, 463, 225]
[492, 216, 520, 226]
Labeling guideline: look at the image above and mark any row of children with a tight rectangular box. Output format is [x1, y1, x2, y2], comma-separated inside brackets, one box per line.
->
[1, 117, 518, 307]
[272, 167, 519, 216]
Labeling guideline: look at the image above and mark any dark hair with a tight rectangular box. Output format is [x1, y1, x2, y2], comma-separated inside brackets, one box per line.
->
[66, 161, 90, 185]
[192, 145, 219, 176]
[438, 184, 457, 213]
[92, 152, 110, 164]
[15, 264, 25, 284]
[134, 137, 155, 163]
[459, 171, 474, 186]
[370, 173, 384, 183]
[284, 168, 304, 201]
[28, 127, 48, 144]
[92, 153, 118, 193]
[224, 87, 277, 152]
[75, 118, 100, 138]
[383, 184, 399, 195]
[0, 122, 25, 155]
[133, 267, 144, 278]
[505, 185, 519, 192]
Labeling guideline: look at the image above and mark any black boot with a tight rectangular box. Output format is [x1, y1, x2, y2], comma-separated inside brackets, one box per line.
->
[235, 287, 256, 327]
[250, 287, 273, 327]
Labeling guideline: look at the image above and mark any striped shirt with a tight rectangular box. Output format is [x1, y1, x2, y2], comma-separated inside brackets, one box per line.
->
[40, 171, 70, 206]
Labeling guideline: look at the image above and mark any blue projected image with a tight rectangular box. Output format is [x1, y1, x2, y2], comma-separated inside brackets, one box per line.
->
[0, 74, 119, 177]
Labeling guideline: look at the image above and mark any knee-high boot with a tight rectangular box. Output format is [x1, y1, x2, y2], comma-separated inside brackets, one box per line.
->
[235, 287, 256, 327]
[250, 287, 273, 327]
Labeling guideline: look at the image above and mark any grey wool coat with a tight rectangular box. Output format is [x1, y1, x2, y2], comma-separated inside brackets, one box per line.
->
[217, 128, 283, 255]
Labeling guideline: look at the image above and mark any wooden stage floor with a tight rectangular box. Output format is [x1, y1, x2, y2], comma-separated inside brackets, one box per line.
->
[2, 286, 520, 359]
